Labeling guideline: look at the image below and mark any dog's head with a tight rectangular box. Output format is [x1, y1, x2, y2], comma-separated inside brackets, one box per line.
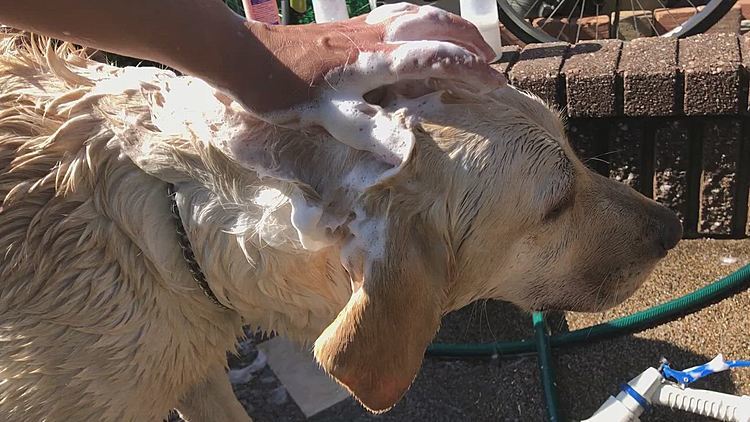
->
[140, 78, 681, 413]
[304, 86, 681, 412]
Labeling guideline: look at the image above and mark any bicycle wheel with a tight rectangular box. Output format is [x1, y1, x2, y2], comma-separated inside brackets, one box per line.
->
[498, 0, 739, 44]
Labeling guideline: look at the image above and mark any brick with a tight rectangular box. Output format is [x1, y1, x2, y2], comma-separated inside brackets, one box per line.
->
[743, 125, 750, 237]
[532, 17, 574, 43]
[657, 5, 743, 35]
[741, 0, 750, 19]
[654, 7, 701, 34]
[562, 40, 622, 118]
[699, 119, 742, 236]
[741, 114, 750, 237]
[500, 24, 526, 48]
[531, 15, 609, 43]
[680, 33, 742, 115]
[618, 37, 678, 116]
[742, 33, 750, 112]
[706, 5, 742, 34]
[575, 15, 610, 41]
[509, 42, 568, 108]
[613, 10, 654, 40]
[653, 120, 691, 225]
[490, 45, 521, 77]
[567, 120, 607, 175]
[609, 121, 644, 191]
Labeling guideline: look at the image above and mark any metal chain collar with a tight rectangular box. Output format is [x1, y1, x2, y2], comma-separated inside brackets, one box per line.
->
[167, 183, 232, 311]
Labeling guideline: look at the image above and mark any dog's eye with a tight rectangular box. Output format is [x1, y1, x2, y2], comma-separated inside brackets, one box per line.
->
[544, 195, 572, 222]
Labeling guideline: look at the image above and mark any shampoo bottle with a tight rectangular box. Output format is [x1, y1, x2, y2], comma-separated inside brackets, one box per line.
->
[312, 0, 349, 23]
[459, 0, 502, 61]
[242, 0, 281, 25]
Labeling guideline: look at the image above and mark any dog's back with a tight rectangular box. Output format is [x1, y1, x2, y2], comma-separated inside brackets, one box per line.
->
[0, 33, 244, 421]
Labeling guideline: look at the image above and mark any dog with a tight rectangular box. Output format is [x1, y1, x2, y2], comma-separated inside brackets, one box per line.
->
[0, 31, 682, 421]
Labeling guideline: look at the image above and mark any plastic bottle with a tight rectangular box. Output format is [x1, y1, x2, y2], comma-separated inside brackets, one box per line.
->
[312, 0, 349, 23]
[242, 0, 281, 25]
[459, 0, 502, 61]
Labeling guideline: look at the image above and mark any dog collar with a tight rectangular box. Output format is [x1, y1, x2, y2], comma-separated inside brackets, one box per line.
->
[167, 183, 231, 311]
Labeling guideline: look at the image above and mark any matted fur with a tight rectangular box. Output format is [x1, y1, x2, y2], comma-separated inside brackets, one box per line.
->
[0, 30, 680, 421]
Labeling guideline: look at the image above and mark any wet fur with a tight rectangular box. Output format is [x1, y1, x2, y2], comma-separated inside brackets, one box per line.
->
[0, 31, 678, 420]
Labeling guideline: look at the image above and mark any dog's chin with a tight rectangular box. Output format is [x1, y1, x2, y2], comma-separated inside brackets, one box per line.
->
[529, 297, 625, 313]
[526, 267, 654, 313]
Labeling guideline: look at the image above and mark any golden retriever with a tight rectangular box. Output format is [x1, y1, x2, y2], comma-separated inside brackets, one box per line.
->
[0, 32, 681, 421]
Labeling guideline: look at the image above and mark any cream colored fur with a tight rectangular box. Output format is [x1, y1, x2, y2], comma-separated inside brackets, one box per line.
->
[0, 31, 680, 420]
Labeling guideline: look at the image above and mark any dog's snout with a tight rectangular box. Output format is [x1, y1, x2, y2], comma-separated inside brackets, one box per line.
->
[654, 206, 682, 252]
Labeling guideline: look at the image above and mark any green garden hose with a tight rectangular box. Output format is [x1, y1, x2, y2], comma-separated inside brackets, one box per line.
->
[429, 264, 750, 421]
[533, 312, 559, 422]
[427, 263, 750, 357]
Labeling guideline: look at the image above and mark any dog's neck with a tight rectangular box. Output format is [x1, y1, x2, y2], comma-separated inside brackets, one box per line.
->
[163, 175, 353, 341]
[101, 72, 359, 341]
[167, 182, 231, 311]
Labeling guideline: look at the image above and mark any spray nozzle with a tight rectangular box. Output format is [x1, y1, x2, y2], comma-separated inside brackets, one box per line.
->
[659, 354, 750, 386]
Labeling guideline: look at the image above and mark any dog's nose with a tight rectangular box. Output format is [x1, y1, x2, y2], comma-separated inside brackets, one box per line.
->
[655, 206, 682, 251]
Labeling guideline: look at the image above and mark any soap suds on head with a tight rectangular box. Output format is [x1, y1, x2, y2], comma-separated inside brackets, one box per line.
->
[289, 190, 330, 251]
[339, 205, 387, 291]
[259, 40, 491, 185]
[132, 35, 471, 267]
[139, 72, 446, 258]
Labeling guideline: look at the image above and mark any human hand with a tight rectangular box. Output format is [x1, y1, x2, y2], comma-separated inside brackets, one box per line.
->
[206, 3, 508, 168]
[225, 3, 506, 115]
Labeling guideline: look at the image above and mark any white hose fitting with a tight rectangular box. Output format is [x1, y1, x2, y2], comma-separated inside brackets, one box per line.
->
[583, 366, 750, 422]
[582, 367, 663, 422]
[655, 384, 750, 422]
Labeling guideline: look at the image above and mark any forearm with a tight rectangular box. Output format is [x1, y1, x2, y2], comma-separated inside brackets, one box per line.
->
[0, 0, 269, 95]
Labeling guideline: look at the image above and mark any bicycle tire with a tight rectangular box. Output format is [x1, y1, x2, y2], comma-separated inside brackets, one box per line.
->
[497, 0, 739, 44]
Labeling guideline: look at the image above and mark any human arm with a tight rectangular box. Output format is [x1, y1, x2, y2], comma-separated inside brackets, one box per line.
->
[0, 0, 504, 114]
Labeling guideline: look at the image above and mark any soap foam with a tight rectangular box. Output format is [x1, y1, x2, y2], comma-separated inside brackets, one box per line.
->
[289, 190, 330, 251]
[133, 14, 499, 271]
[260, 40, 492, 181]
[364, 3, 415, 25]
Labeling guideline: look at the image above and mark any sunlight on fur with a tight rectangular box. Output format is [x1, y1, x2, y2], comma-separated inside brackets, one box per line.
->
[0, 29, 681, 421]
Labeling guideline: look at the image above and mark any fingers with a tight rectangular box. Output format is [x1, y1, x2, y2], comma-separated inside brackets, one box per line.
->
[323, 40, 505, 97]
[364, 3, 419, 25]
[364, 4, 496, 63]
[381, 41, 506, 93]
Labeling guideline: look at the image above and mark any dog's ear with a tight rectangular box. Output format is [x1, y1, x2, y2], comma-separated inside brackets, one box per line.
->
[314, 203, 451, 412]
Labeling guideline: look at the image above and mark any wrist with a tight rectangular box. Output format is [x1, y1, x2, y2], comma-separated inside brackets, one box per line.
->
[211, 19, 303, 113]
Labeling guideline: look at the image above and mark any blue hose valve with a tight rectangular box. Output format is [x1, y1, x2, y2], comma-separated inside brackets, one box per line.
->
[660, 354, 750, 386]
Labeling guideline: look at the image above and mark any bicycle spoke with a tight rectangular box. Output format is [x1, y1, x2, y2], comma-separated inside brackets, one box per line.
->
[575, 0, 586, 42]
[540, 0, 570, 29]
[515, 0, 544, 19]
[557, 0, 581, 39]
[595, 3, 600, 40]
[630, 0, 641, 38]
[652, 0, 700, 37]
[634, 0, 662, 36]
[496, 0, 735, 44]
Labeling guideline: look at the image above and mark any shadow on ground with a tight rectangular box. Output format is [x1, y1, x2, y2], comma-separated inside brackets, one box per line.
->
[308, 300, 739, 422]
[221, 298, 739, 422]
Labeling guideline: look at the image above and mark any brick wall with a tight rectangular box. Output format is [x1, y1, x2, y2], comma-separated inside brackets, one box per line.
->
[492, 33, 750, 238]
